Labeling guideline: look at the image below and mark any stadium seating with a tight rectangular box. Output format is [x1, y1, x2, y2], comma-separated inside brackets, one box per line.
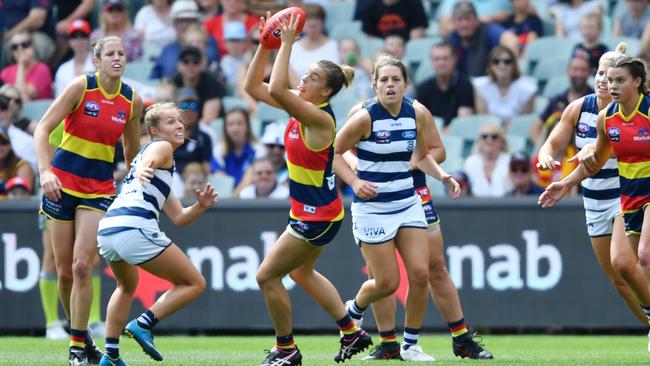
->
[507, 134, 528, 154]
[604, 36, 642, 56]
[22, 99, 54, 121]
[533, 57, 569, 88]
[328, 21, 363, 41]
[222, 96, 249, 114]
[404, 36, 441, 70]
[123, 61, 155, 85]
[508, 114, 538, 139]
[253, 102, 289, 125]
[324, 2, 356, 33]
[360, 37, 385, 59]
[433, 115, 444, 132]
[208, 174, 235, 199]
[412, 62, 436, 85]
[535, 96, 550, 115]
[524, 37, 576, 74]
[542, 75, 570, 99]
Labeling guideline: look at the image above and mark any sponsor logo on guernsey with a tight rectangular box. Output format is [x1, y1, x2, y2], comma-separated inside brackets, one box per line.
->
[607, 127, 620, 142]
[576, 122, 589, 138]
[407, 140, 415, 151]
[375, 130, 391, 143]
[303, 205, 316, 214]
[83, 101, 99, 117]
[363, 226, 386, 237]
[327, 174, 336, 190]
[416, 187, 429, 197]
[633, 128, 650, 142]
[101, 99, 114, 105]
[112, 115, 127, 124]
[288, 126, 299, 140]
[402, 130, 416, 139]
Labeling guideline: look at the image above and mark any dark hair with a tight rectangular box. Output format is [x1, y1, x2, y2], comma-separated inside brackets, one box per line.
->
[432, 40, 456, 56]
[372, 54, 409, 84]
[317, 60, 355, 98]
[0, 145, 19, 179]
[609, 55, 649, 96]
[486, 45, 520, 80]
[303, 3, 326, 22]
[222, 107, 255, 156]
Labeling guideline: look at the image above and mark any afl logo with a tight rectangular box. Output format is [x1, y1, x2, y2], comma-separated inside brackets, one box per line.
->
[84, 101, 99, 117]
[576, 122, 589, 138]
[288, 126, 299, 140]
[402, 130, 416, 139]
[607, 127, 620, 142]
[375, 130, 391, 143]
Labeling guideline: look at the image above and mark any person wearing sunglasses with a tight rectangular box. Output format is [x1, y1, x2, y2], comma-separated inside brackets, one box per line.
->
[475, 45, 537, 126]
[54, 19, 96, 97]
[238, 157, 289, 199]
[1, 30, 53, 101]
[506, 150, 543, 197]
[90, 0, 143, 62]
[463, 123, 512, 197]
[34, 35, 143, 366]
[246, 13, 371, 366]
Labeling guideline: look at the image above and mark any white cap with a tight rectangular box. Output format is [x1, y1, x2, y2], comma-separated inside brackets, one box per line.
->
[171, 0, 201, 20]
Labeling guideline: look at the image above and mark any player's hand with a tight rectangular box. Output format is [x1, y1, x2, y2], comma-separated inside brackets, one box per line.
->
[538, 181, 570, 208]
[135, 160, 154, 184]
[196, 183, 218, 209]
[442, 174, 461, 199]
[278, 12, 301, 45]
[40, 169, 62, 201]
[352, 178, 377, 201]
[536, 154, 560, 171]
[571, 143, 599, 175]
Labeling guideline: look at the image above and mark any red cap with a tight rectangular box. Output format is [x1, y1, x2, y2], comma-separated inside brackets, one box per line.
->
[5, 176, 32, 194]
[67, 19, 91, 36]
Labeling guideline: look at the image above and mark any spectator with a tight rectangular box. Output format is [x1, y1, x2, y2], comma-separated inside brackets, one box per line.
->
[197, 0, 219, 19]
[437, 0, 513, 37]
[183, 23, 226, 83]
[172, 45, 226, 123]
[447, 1, 519, 77]
[0, 0, 55, 64]
[381, 34, 406, 60]
[552, 0, 602, 42]
[50, 0, 95, 70]
[220, 21, 250, 92]
[90, 0, 143, 62]
[474, 45, 537, 125]
[212, 107, 263, 188]
[5, 175, 32, 198]
[360, 0, 428, 41]
[415, 41, 475, 128]
[530, 56, 592, 144]
[134, 0, 176, 57]
[0, 130, 34, 199]
[54, 19, 95, 97]
[463, 123, 511, 197]
[1, 31, 53, 101]
[338, 38, 374, 102]
[506, 150, 544, 196]
[289, 4, 339, 78]
[501, 0, 543, 56]
[150, 0, 220, 79]
[204, 0, 259, 57]
[0, 85, 36, 169]
[571, 13, 608, 73]
[238, 157, 289, 199]
[613, 0, 650, 56]
[152, 77, 178, 102]
[181, 162, 208, 199]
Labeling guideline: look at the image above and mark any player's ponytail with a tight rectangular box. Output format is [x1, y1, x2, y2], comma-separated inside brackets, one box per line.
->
[318, 60, 355, 99]
[598, 42, 627, 69]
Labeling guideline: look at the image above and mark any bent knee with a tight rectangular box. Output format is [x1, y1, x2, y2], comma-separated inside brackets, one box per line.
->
[375, 277, 400, 295]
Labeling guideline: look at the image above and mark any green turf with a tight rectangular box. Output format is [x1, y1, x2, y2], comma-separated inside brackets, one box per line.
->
[0, 334, 647, 365]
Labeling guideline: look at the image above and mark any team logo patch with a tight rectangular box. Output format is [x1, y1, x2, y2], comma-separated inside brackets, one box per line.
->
[401, 130, 416, 139]
[576, 122, 589, 138]
[288, 126, 299, 140]
[407, 140, 415, 151]
[607, 127, 620, 142]
[375, 130, 391, 143]
[111, 109, 127, 124]
[83, 101, 99, 117]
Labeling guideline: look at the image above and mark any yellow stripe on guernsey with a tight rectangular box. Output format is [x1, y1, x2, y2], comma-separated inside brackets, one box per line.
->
[617, 161, 650, 180]
[60, 131, 115, 162]
[287, 160, 325, 187]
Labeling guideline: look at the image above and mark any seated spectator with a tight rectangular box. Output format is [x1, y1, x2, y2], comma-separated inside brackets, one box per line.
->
[360, 0, 428, 41]
[134, 0, 177, 57]
[338, 38, 374, 102]
[613, 0, 650, 56]
[54, 19, 95, 97]
[289, 4, 339, 78]
[530, 56, 592, 145]
[0, 130, 35, 199]
[90, 0, 143, 62]
[50, 0, 96, 71]
[173, 88, 213, 185]
[1, 31, 53, 101]
[212, 107, 264, 188]
[552, 0, 602, 42]
[0, 85, 37, 169]
[447, 1, 520, 77]
[182, 23, 226, 82]
[474, 45, 537, 125]
[437, 0, 513, 37]
[204, 0, 259, 57]
[572, 13, 608, 73]
[501, 0, 543, 56]
[152, 77, 178, 103]
[239, 158, 290, 199]
[506, 150, 544, 196]
[220, 21, 250, 93]
[416, 41, 475, 128]
[463, 123, 512, 197]
[197, 0, 219, 19]
[150, 0, 220, 79]
[181, 162, 208, 199]
[5, 176, 32, 199]
[0, 0, 55, 64]
[381, 34, 406, 60]
[173, 45, 226, 123]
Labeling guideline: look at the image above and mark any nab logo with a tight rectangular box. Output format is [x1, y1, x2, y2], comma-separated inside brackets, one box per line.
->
[84, 101, 99, 117]
[607, 127, 620, 142]
[363, 226, 386, 237]
[576, 123, 589, 138]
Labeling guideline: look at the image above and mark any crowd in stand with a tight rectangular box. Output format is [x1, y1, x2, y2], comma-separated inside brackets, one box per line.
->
[0, 0, 648, 201]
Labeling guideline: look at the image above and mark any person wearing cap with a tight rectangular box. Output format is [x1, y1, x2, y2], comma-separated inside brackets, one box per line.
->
[54, 19, 95, 97]
[204, 0, 259, 57]
[49, 0, 96, 69]
[5, 175, 32, 199]
[90, 0, 143, 62]
[446, 0, 519, 77]
[1, 30, 53, 101]
[150, 0, 220, 79]
[172, 45, 226, 123]
[0, 129, 35, 200]
[133, 0, 176, 56]
[506, 150, 544, 196]
[220, 21, 250, 90]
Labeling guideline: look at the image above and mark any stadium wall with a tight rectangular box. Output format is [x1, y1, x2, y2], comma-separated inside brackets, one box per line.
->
[0, 198, 641, 332]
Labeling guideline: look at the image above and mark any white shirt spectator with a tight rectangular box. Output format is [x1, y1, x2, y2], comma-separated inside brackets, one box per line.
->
[239, 183, 289, 199]
[551, 0, 601, 42]
[290, 39, 339, 77]
[134, 4, 177, 56]
[463, 151, 512, 197]
[474, 76, 537, 123]
[54, 55, 95, 97]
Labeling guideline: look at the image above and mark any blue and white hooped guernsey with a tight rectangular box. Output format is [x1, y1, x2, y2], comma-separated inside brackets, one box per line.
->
[352, 97, 420, 215]
[98, 141, 174, 235]
[574, 94, 620, 216]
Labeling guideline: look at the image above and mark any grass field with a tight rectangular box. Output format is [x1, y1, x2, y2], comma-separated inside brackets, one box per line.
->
[0, 334, 648, 365]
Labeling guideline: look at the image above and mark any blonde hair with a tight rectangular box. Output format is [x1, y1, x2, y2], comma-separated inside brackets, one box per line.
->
[144, 102, 180, 137]
[475, 123, 508, 154]
[599, 42, 627, 69]
[92, 36, 123, 59]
